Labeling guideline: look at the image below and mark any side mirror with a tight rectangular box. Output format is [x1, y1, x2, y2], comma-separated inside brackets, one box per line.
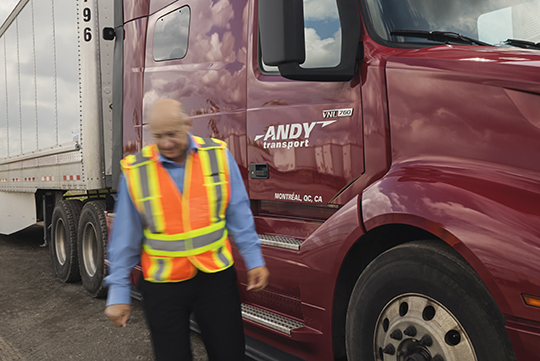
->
[258, 0, 305, 66]
[258, 0, 361, 82]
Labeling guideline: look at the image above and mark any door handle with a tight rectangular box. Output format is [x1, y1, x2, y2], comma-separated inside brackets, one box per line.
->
[249, 163, 269, 179]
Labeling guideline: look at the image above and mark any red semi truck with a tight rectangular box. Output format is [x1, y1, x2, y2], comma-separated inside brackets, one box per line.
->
[1, 0, 540, 360]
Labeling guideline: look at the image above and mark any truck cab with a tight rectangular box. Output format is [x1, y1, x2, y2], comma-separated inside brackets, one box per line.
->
[113, 0, 540, 360]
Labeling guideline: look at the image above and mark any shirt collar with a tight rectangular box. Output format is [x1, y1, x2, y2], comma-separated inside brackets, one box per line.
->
[157, 133, 197, 165]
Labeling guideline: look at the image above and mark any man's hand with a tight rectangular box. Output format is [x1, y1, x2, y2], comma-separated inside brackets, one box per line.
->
[246, 266, 270, 292]
[105, 304, 132, 328]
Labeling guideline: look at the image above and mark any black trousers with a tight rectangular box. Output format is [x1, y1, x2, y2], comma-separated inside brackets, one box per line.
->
[139, 267, 245, 361]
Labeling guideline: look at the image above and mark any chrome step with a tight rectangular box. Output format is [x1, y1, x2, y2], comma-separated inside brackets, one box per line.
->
[259, 234, 303, 250]
[241, 304, 304, 335]
[130, 285, 143, 301]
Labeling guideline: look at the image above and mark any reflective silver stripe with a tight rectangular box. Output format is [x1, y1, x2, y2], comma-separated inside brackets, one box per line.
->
[139, 163, 158, 233]
[134, 151, 148, 165]
[145, 227, 225, 253]
[154, 259, 166, 281]
[125, 148, 158, 232]
[197, 139, 227, 224]
[207, 148, 220, 178]
[216, 246, 231, 267]
[200, 137, 221, 147]
[205, 148, 223, 223]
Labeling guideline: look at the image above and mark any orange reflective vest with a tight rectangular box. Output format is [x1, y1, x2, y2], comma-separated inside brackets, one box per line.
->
[120, 136, 234, 283]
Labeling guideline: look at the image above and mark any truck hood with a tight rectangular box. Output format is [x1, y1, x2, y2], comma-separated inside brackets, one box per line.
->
[385, 44, 540, 174]
[386, 45, 540, 94]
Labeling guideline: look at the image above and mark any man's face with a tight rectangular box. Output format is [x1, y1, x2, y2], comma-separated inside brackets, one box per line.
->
[149, 100, 191, 164]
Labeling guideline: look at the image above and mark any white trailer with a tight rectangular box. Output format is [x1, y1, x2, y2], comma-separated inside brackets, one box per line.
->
[0, 0, 119, 297]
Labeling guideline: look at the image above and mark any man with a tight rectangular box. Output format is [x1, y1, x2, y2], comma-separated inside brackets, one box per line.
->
[105, 99, 270, 361]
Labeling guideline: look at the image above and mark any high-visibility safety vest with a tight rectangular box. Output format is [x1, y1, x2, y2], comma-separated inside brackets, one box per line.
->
[120, 136, 234, 283]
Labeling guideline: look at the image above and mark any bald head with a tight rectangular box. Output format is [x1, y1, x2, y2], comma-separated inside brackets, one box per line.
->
[149, 99, 192, 164]
[149, 99, 191, 129]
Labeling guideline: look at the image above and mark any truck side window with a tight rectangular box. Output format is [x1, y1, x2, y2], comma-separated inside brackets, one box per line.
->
[259, 0, 341, 73]
[153, 6, 191, 61]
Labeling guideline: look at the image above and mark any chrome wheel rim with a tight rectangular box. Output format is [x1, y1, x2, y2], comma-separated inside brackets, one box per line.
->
[54, 219, 67, 265]
[82, 222, 98, 277]
[374, 293, 477, 361]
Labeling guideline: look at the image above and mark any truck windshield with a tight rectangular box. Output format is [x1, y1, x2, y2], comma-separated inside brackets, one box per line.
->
[364, 0, 540, 47]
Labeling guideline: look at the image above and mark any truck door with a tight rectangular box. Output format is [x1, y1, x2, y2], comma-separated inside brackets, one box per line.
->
[247, 0, 363, 206]
[241, 0, 363, 318]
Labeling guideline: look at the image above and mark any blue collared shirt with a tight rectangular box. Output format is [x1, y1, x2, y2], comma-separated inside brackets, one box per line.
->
[104, 135, 265, 306]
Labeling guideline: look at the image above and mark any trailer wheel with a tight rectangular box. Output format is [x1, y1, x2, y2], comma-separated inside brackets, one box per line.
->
[50, 200, 82, 283]
[78, 200, 108, 298]
[345, 240, 517, 361]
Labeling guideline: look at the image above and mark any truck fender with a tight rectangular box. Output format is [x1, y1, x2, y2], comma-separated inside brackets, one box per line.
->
[361, 158, 540, 322]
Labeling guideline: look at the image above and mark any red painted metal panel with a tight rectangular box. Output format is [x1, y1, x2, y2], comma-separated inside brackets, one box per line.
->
[141, 0, 249, 176]
[234, 195, 364, 360]
[331, 36, 397, 205]
[123, 0, 150, 23]
[506, 316, 540, 361]
[362, 46, 540, 325]
[149, 0, 178, 15]
[363, 158, 540, 323]
[386, 46, 540, 170]
[122, 18, 148, 156]
[245, 0, 363, 207]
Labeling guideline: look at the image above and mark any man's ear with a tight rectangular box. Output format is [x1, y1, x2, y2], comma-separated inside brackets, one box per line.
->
[185, 117, 193, 131]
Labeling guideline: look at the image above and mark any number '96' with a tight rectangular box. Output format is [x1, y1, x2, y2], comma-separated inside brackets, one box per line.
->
[83, 1, 91, 42]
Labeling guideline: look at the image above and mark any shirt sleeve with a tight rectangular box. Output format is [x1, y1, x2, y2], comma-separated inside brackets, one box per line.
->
[225, 150, 266, 270]
[104, 174, 144, 306]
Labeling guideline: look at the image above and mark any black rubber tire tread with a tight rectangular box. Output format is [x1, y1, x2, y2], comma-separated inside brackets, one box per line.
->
[77, 200, 108, 298]
[345, 240, 517, 361]
[50, 199, 83, 283]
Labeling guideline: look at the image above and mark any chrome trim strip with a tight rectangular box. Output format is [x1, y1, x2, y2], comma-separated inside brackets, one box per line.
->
[0, 141, 80, 166]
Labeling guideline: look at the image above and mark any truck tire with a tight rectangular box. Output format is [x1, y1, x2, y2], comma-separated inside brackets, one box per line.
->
[78, 200, 108, 298]
[50, 200, 82, 283]
[345, 240, 517, 361]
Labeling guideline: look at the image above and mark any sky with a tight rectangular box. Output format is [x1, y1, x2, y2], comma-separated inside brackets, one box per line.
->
[0, 0, 19, 28]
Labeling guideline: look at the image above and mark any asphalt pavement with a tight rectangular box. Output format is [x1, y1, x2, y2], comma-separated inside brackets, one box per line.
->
[0, 224, 213, 361]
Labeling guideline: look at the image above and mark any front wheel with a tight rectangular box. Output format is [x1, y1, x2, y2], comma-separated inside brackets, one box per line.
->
[346, 240, 517, 361]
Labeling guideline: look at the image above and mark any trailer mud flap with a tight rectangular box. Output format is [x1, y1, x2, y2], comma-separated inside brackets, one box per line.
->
[0, 192, 36, 235]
